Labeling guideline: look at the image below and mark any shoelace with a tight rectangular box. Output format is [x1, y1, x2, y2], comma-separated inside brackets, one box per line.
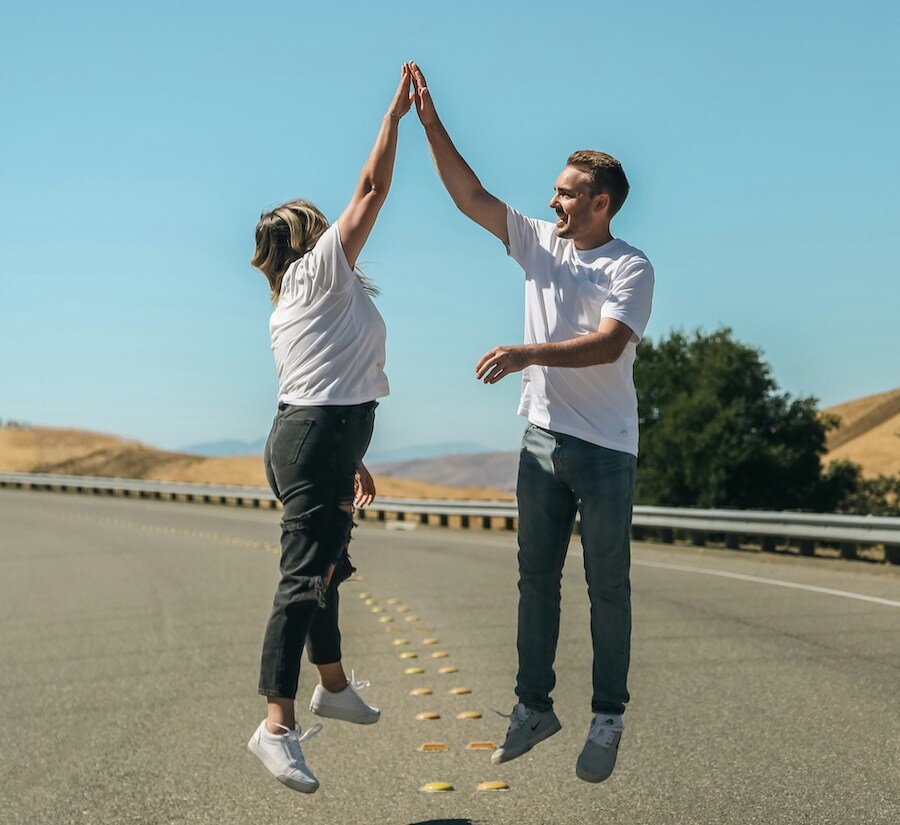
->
[348, 669, 370, 691]
[493, 704, 531, 732]
[270, 722, 323, 763]
[586, 716, 623, 749]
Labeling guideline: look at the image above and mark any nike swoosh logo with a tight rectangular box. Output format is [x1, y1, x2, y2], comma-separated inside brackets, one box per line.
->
[530, 721, 541, 731]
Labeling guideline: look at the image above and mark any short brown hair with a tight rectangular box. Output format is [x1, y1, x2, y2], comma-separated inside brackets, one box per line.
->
[567, 150, 630, 217]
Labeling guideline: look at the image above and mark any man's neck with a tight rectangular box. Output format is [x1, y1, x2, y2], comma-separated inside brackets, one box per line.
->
[574, 226, 614, 250]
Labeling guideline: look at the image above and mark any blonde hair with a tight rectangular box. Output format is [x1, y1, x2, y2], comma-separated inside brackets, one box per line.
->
[251, 199, 379, 303]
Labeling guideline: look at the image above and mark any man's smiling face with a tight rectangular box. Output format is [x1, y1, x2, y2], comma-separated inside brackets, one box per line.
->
[548, 165, 609, 242]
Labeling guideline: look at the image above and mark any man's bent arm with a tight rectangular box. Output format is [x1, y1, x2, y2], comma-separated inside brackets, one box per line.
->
[411, 63, 508, 244]
[475, 319, 634, 384]
[526, 320, 633, 368]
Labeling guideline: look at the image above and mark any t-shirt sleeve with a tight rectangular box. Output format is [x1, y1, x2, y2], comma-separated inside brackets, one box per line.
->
[505, 205, 560, 273]
[304, 221, 357, 293]
[601, 257, 655, 342]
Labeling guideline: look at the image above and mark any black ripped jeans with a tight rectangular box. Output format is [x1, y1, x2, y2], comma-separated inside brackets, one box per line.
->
[258, 400, 376, 699]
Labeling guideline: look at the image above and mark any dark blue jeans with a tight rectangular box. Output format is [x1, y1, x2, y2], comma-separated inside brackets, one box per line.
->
[258, 401, 376, 699]
[515, 423, 636, 715]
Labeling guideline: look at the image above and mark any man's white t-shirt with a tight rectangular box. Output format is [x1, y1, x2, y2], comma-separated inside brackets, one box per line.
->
[506, 206, 654, 456]
[270, 221, 389, 406]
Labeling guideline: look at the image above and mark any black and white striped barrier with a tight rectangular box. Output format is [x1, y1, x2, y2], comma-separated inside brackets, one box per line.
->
[1, 472, 897, 564]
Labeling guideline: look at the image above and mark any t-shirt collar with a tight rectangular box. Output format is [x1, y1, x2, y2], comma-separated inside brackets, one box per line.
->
[573, 237, 620, 262]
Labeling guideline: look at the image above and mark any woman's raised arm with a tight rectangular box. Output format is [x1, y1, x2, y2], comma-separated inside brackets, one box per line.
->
[337, 63, 413, 270]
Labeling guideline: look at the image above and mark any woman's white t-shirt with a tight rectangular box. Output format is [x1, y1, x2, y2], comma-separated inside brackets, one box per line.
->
[269, 222, 389, 406]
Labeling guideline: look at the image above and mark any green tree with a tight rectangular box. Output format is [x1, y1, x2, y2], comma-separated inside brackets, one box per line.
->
[835, 471, 900, 516]
[634, 329, 855, 511]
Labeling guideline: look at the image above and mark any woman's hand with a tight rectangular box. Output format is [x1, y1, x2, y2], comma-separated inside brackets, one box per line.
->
[388, 62, 414, 120]
[354, 462, 377, 508]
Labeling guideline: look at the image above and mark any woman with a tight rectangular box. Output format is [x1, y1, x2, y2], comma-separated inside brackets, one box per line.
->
[247, 64, 413, 794]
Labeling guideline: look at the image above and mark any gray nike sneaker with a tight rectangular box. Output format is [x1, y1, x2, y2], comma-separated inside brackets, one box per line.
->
[491, 702, 562, 765]
[575, 713, 623, 782]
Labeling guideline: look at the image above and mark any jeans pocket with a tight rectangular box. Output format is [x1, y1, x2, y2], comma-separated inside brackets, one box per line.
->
[272, 419, 315, 468]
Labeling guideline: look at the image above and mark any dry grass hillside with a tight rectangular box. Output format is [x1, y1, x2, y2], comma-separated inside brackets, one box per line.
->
[0, 426, 510, 500]
[824, 388, 900, 477]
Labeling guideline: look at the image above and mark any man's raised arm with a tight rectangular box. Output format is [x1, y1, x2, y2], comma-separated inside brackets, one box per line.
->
[410, 63, 508, 245]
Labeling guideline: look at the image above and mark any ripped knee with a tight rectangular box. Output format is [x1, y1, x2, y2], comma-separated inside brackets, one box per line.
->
[327, 499, 357, 587]
[336, 498, 356, 544]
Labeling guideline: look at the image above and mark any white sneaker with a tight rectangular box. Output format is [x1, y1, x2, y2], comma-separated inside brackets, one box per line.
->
[309, 670, 380, 725]
[576, 713, 623, 783]
[247, 720, 322, 793]
[491, 702, 562, 765]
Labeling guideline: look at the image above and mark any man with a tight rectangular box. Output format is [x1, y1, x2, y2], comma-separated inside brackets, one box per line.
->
[410, 63, 654, 783]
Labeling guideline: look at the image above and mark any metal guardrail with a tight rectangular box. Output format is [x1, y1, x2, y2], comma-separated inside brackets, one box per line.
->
[1, 472, 897, 564]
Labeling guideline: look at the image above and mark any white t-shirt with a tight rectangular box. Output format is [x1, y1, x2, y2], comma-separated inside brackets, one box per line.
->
[506, 206, 654, 456]
[270, 221, 389, 406]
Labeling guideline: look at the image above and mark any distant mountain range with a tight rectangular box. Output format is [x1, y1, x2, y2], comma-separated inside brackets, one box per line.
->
[372, 451, 519, 493]
[178, 437, 492, 465]
[175, 387, 899, 491]
[179, 437, 267, 456]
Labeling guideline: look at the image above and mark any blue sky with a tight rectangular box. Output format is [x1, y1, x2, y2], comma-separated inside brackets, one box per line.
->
[1, 0, 898, 456]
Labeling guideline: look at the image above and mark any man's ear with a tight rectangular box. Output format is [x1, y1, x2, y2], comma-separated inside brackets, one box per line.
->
[592, 192, 611, 217]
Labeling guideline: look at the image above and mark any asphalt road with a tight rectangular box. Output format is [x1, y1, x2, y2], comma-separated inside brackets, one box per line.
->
[1, 488, 898, 825]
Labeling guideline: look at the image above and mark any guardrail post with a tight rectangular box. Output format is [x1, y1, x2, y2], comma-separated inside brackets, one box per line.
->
[840, 542, 857, 560]
[419, 513, 429, 525]
[761, 536, 777, 553]
[505, 516, 515, 531]
[660, 528, 674, 544]
[725, 533, 740, 550]
[886, 545, 900, 565]
[799, 540, 815, 557]
[692, 531, 706, 547]
[461, 515, 470, 529]
[439, 514, 449, 527]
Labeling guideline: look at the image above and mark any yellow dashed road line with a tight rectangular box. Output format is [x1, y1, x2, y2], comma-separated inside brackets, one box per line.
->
[348, 579, 511, 798]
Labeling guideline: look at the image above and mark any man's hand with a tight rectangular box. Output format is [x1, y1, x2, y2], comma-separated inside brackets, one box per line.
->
[388, 62, 415, 120]
[410, 62, 439, 127]
[354, 462, 376, 507]
[475, 345, 533, 384]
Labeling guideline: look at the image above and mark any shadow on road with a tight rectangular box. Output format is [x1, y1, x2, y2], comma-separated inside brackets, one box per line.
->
[409, 820, 475, 825]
